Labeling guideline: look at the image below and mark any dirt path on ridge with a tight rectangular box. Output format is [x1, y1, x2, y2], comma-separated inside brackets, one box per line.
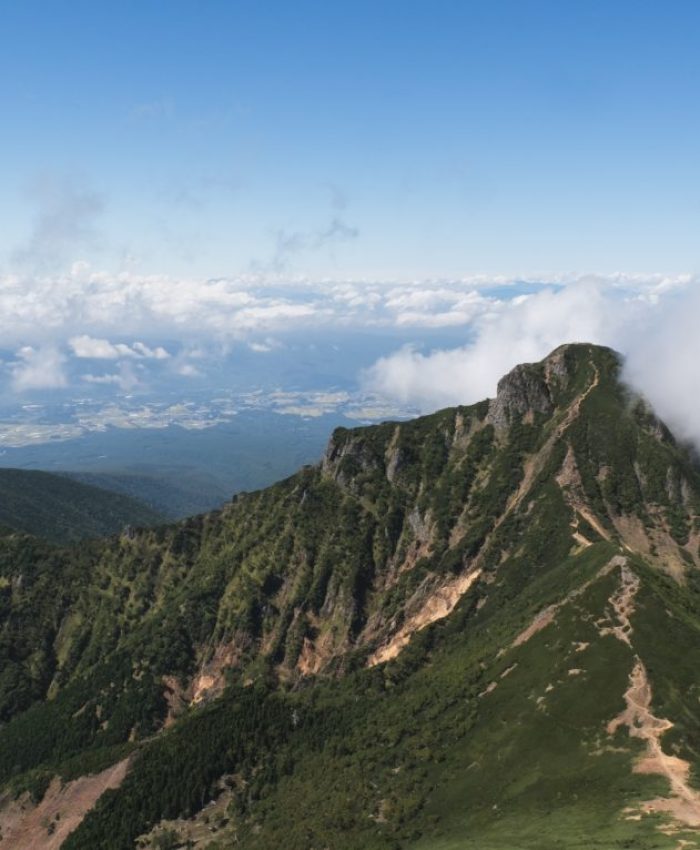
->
[609, 661, 700, 827]
[601, 565, 700, 828]
[472, 360, 602, 569]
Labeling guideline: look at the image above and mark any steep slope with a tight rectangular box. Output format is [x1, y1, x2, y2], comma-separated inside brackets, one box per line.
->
[2, 343, 700, 849]
[0, 468, 163, 544]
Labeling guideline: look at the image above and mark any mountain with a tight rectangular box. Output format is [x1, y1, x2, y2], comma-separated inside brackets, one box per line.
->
[2, 343, 700, 849]
[0, 468, 163, 544]
[59, 469, 230, 520]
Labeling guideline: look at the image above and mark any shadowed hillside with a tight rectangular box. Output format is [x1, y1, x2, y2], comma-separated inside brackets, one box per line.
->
[0, 468, 163, 544]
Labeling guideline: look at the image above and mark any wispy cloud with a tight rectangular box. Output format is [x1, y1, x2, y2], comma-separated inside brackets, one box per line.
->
[254, 215, 360, 273]
[11, 176, 105, 270]
[130, 97, 175, 121]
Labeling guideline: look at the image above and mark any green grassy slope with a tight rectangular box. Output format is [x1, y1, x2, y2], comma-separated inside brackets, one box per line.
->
[0, 468, 163, 543]
[2, 343, 700, 849]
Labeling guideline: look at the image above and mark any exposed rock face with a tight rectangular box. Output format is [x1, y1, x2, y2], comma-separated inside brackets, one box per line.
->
[487, 362, 553, 429]
[321, 431, 382, 489]
[544, 343, 574, 383]
[486, 343, 620, 430]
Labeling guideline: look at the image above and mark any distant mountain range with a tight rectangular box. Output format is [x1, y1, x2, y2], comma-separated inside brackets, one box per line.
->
[0, 468, 162, 544]
[1, 343, 700, 849]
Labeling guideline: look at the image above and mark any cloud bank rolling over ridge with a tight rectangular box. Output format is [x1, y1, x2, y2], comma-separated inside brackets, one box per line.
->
[365, 278, 700, 451]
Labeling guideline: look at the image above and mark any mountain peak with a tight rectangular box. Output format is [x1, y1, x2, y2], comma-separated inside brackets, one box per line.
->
[488, 342, 619, 428]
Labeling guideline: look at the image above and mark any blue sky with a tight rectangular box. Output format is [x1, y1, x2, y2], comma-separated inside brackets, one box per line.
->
[3, 1, 700, 278]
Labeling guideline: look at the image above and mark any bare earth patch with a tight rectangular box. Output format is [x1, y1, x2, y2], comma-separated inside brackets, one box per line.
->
[368, 569, 482, 666]
[609, 661, 700, 827]
[0, 758, 130, 850]
[136, 779, 239, 849]
[555, 443, 612, 546]
[190, 640, 243, 704]
[296, 624, 339, 676]
[612, 511, 692, 581]
[479, 681, 498, 698]
[512, 605, 558, 648]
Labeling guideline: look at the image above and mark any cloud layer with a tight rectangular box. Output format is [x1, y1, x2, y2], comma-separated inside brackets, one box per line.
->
[0, 265, 685, 347]
[2, 266, 700, 454]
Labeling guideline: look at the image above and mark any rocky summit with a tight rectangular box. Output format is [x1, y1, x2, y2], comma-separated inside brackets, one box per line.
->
[2, 343, 700, 849]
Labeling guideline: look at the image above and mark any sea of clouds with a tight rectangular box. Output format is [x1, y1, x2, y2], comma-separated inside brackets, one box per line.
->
[1, 268, 699, 447]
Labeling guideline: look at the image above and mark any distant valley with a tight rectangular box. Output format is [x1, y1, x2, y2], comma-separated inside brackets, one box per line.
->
[0, 410, 363, 518]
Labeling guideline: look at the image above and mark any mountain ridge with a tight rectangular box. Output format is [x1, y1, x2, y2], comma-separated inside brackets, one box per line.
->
[2, 342, 700, 849]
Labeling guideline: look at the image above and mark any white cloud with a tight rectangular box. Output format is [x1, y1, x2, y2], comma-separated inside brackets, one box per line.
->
[621, 285, 700, 446]
[177, 363, 202, 377]
[131, 342, 170, 360]
[82, 373, 123, 386]
[69, 335, 170, 360]
[70, 335, 131, 359]
[0, 268, 334, 346]
[81, 362, 140, 391]
[248, 337, 282, 353]
[11, 346, 67, 391]
[364, 281, 624, 411]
